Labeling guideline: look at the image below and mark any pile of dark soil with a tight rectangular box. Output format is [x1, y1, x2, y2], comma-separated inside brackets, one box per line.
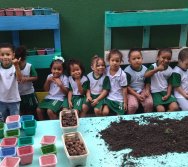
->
[99, 116, 188, 158]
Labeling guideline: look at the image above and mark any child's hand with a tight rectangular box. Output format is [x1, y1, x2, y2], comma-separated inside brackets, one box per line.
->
[185, 93, 188, 99]
[47, 77, 55, 83]
[144, 90, 150, 97]
[91, 99, 99, 107]
[162, 95, 169, 101]
[53, 78, 62, 87]
[136, 94, 144, 102]
[157, 61, 165, 71]
[12, 58, 21, 67]
[123, 102, 127, 111]
[86, 96, 92, 102]
[20, 76, 28, 83]
[68, 101, 73, 109]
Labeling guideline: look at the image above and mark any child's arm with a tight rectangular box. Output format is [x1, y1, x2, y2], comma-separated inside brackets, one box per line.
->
[91, 76, 111, 106]
[21, 76, 37, 83]
[53, 78, 69, 95]
[144, 83, 151, 97]
[43, 77, 53, 91]
[68, 90, 73, 109]
[21, 65, 38, 83]
[12, 58, 22, 82]
[144, 63, 165, 78]
[86, 89, 92, 102]
[170, 71, 188, 98]
[175, 87, 188, 99]
[76, 79, 85, 95]
[91, 90, 108, 106]
[162, 84, 172, 101]
[123, 87, 128, 111]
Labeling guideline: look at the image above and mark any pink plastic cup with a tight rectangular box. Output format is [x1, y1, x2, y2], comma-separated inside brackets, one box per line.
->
[0, 157, 20, 167]
[39, 154, 57, 167]
[17, 145, 34, 165]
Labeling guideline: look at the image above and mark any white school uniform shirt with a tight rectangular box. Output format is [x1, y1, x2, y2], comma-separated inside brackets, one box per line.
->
[45, 74, 69, 101]
[18, 63, 35, 95]
[106, 66, 127, 102]
[173, 66, 188, 98]
[124, 65, 147, 93]
[150, 63, 172, 93]
[0, 64, 21, 102]
[68, 76, 88, 95]
[87, 72, 106, 95]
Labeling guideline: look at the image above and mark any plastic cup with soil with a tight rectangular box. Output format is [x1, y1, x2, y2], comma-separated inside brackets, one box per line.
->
[59, 109, 79, 133]
[62, 132, 89, 167]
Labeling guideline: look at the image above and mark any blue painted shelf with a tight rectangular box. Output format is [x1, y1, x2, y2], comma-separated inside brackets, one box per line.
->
[105, 9, 188, 50]
[0, 14, 61, 68]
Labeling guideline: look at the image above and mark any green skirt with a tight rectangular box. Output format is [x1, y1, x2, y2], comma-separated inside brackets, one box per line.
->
[104, 98, 126, 115]
[72, 95, 84, 112]
[38, 98, 68, 113]
[152, 91, 177, 107]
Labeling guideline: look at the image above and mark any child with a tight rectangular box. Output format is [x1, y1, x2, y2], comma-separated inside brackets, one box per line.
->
[67, 59, 88, 115]
[36, 56, 69, 120]
[81, 56, 111, 117]
[171, 48, 188, 110]
[103, 49, 127, 116]
[0, 43, 22, 121]
[124, 48, 153, 114]
[144, 48, 179, 112]
[15, 46, 38, 116]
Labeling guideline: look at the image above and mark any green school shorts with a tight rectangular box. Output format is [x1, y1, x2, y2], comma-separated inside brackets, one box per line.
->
[38, 98, 68, 113]
[83, 94, 104, 109]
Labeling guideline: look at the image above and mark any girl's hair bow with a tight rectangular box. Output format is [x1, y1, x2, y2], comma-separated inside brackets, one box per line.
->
[53, 56, 64, 62]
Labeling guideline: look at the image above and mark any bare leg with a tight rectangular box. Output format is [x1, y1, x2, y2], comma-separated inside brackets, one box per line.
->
[80, 104, 89, 117]
[36, 108, 45, 120]
[102, 105, 110, 116]
[47, 109, 58, 120]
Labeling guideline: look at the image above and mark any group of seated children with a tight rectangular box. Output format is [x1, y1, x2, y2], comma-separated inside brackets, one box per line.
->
[0, 43, 188, 121]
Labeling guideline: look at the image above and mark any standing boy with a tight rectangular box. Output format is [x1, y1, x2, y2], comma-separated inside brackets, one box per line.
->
[0, 43, 22, 121]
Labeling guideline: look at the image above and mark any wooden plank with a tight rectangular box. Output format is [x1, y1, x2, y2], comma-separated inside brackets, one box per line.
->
[142, 26, 150, 48]
[179, 25, 188, 47]
[105, 9, 188, 27]
[0, 14, 60, 30]
[104, 48, 185, 65]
